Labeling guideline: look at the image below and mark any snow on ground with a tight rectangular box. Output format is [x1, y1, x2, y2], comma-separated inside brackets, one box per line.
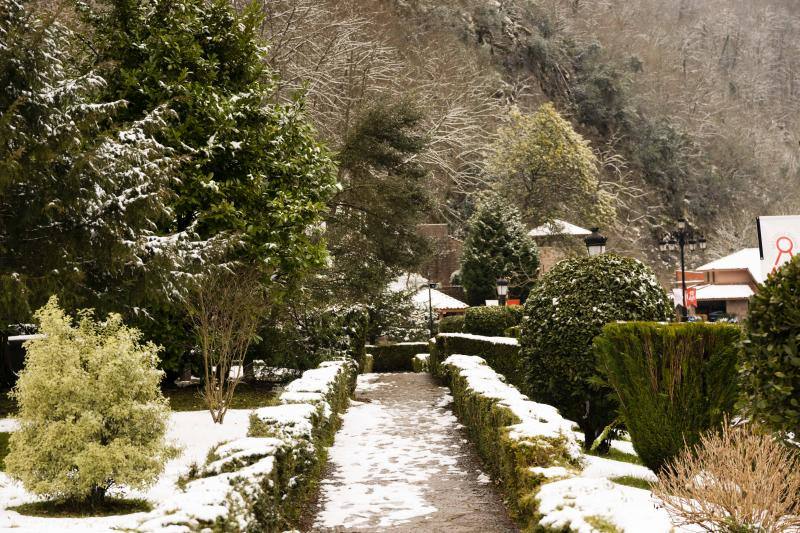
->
[0, 409, 252, 532]
[580, 454, 657, 483]
[0, 418, 18, 432]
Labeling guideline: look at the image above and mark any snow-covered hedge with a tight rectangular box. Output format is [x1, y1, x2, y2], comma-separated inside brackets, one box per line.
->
[412, 353, 430, 373]
[366, 342, 428, 372]
[440, 354, 580, 529]
[430, 333, 524, 392]
[133, 358, 358, 532]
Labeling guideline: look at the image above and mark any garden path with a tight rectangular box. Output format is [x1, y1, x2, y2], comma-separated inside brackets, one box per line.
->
[311, 372, 518, 532]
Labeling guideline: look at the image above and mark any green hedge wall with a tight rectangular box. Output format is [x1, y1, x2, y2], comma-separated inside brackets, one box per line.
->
[430, 333, 523, 391]
[463, 305, 524, 336]
[366, 342, 429, 372]
[595, 321, 740, 472]
[440, 356, 579, 530]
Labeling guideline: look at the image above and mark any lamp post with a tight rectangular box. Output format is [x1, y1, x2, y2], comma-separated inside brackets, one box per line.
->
[427, 282, 438, 337]
[584, 227, 608, 257]
[659, 218, 707, 321]
[496, 278, 509, 306]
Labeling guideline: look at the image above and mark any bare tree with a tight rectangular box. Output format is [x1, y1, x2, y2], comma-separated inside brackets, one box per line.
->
[185, 267, 267, 423]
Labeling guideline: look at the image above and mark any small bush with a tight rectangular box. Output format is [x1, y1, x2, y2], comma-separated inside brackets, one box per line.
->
[739, 254, 800, 438]
[437, 314, 464, 333]
[521, 254, 672, 448]
[430, 334, 523, 391]
[367, 342, 428, 372]
[594, 322, 740, 472]
[463, 305, 524, 336]
[654, 422, 800, 532]
[6, 297, 173, 504]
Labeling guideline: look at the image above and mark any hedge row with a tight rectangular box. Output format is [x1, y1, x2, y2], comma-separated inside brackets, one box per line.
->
[440, 354, 580, 529]
[430, 333, 524, 392]
[437, 314, 464, 333]
[133, 358, 358, 532]
[463, 305, 524, 336]
[366, 342, 429, 372]
[412, 353, 430, 373]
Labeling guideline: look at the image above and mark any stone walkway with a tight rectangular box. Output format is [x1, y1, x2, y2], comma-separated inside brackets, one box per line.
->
[311, 373, 518, 532]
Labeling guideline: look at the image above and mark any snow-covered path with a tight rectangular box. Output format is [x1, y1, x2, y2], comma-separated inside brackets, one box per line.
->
[312, 372, 517, 532]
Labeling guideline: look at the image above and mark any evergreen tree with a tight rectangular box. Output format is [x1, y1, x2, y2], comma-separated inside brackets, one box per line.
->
[0, 0, 174, 331]
[460, 193, 539, 306]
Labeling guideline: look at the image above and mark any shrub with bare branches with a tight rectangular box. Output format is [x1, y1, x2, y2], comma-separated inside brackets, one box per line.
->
[654, 422, 800, 532]
[185, 267, 268, 423]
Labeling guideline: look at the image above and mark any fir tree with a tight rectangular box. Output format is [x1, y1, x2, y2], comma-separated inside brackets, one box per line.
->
[460, 193, 539, 306]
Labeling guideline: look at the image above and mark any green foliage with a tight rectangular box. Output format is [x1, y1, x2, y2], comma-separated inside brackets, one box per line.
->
[366, 289, 429, 343]
[324, 99, 432, 300]
[367, 343, 428, 372]
[437, 315, 464, 333]
[595, 322, 740, 472]
[460, 193, 539, 305]
[430, 334, 524, 392]
[6, 298, 173, 502]
[463, 305, 524, 336]
[739, 255, 800, 439]
[412, 353, 430, 373]
[489, 103, 615, 226]
[0, 432, 8, 470]
[440, 356, 578, 529]
[521, 254, 672, 448]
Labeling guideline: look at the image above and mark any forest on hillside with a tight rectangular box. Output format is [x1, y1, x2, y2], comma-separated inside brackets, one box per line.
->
[255, 0, 800, 268]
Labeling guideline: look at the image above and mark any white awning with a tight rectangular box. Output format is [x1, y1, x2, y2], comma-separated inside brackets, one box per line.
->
[671, 284, 754, 304]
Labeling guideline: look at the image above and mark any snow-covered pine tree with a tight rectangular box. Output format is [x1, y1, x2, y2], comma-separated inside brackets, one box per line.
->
[0, 0, 175, 331]
[460, 193, 539, 306]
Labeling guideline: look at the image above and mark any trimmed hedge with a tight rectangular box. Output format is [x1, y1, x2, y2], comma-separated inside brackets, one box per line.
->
[595, 322, 740, 472]
[521, 254, 672, 449]
[430, 333, 523, 392]
[463, 305, 524, 336]
[739, 254, 800, 438]
[412, 353, 430, 373]
[366, 342, 428, 372]
[137, 359, 358, 532]
[440, 354, 580, 529]
[437, 314, 464, 333]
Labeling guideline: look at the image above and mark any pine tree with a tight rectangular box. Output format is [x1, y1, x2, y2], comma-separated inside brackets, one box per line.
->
[0, 0, 173, 331]
[460, 193, 539, 306]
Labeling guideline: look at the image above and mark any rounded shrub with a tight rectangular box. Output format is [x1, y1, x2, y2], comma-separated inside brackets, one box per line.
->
[595, 322, 741, 472]
[438, 314, 464, 333]
[520, 254, 672, 448]
[740, 255, 800, 438]
[463, 305, 524, 336]
[6, 297, 173, 504]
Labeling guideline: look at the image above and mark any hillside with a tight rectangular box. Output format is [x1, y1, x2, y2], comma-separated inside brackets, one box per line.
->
[256, 0, 800, 275]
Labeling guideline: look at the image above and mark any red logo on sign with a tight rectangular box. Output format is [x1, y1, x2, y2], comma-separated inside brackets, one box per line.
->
[773, 236, 795, 273]
[686, 287, 697, 308]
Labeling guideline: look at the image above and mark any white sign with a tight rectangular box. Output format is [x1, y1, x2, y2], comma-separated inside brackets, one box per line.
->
[757, 215, 800, 278]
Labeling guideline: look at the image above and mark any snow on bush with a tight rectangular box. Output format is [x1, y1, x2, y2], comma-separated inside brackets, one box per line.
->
[131, 357, 358, 532]
[367, 342, 429, 372]
[5, 298, 173, 504]
[431, 333, 523, 392]
[440, 354, 580, 529]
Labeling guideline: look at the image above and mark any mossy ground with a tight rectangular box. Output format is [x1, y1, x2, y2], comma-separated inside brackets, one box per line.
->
[165, 381, 278, 411]
[586, 447, 643, 466]
[610, 475, 653, 490]
[10, 497, 151, 517]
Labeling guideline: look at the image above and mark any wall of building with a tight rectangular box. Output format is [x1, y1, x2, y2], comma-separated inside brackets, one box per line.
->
[725, 299, 750, 319]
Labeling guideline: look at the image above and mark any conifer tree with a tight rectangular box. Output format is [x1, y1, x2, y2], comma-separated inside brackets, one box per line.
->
[460, 193, 539, 305]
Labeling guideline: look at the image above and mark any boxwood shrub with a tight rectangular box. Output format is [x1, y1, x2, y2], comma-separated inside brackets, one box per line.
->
[521, 254, 672, 449]
[430, 333, 523, 392]
[437, 314, 464, 333]
[739, 255, 800, 439]
[594, 321, 740, 472]
[463, 305, 524, 336]
[367, 342, 428, 372]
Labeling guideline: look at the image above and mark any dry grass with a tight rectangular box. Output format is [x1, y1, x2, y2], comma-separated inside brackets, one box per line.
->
[653, 422, 800, 532]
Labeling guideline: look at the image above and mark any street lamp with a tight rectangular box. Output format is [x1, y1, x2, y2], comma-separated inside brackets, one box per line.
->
[584, 227, 608, 257]
[427, 282, 438, 337]
[659, 218, 707, 321]
[496, 278, 509, 307]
